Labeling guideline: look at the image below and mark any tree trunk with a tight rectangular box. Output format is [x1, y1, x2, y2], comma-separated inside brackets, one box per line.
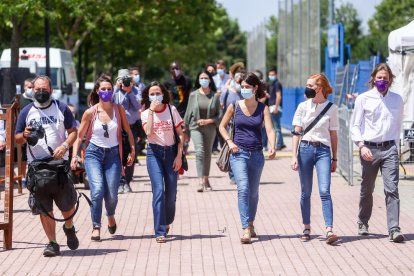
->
[10, 16, 22, 68]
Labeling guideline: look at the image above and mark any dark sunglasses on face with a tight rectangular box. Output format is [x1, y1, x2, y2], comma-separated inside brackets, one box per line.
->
[102, 124, 109, 138]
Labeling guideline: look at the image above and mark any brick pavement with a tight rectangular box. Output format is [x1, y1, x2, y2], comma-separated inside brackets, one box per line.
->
[1, 134, 414, 275]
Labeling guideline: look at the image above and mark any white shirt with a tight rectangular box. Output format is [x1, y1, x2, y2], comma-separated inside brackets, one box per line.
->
[141, 105, 183, 146]
[292, 99, 339, 147]
[90, 110, 119, 148]
[350, 87, 404, 143]
[213, 73, 230, 94]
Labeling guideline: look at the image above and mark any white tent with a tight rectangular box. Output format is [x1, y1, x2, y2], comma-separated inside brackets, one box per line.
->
[388, 20, 414, 128]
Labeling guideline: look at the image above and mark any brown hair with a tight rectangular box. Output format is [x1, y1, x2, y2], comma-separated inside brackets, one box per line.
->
[368, 63, 395, 88]
[308, 73, 333, 99]
[240, 72, 266, 100]
[229, 62, 245, 76]
[32, 75, 52, 91]
[141, 81, 171, 110]
[88, 75, 114, 106]
[216, 59, 226, 67]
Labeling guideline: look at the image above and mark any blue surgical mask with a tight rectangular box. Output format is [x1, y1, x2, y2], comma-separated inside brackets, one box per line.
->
[149, 95, 163, 102]
[235, 83, 241, 92]
[199, 79, 210, 88]
[217, 69, 225, 76]
[268, 75, 276, 82]
[25, 88, 33, 98]
[133, 75, 140, 83]
[241, 89, 254, 99]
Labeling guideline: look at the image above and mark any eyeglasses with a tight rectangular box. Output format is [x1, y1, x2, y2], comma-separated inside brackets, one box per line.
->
[102, 124, 109, 138]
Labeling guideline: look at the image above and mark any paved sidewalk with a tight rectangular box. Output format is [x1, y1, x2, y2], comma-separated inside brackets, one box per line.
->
[1, 136, 414, 275]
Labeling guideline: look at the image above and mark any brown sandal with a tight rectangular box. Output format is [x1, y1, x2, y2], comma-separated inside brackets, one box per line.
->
[300, 229, 311, 242]
[156, 236, 166, 243]
[326, 231, 338, 245]
[249, 225, 257, 238]
[240, 228, 252, 244]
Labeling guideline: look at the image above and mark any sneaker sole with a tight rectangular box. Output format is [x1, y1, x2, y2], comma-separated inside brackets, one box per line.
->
[43, 250, 60, 257]
[391, 234, 405, 243]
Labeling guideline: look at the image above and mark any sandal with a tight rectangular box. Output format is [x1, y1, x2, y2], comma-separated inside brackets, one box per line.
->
[91, 227, 101, 241]
[240, 228, 252, 244]
[326, 231, 338, 245]
[166, 225, 171, 235]
[156, 236, 166, 243]
[249, 224, 257, 238]
[300, 229, 311, 242]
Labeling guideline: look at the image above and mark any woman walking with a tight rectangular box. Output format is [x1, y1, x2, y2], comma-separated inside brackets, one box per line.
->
[141, 81, 184, 243]
[71, 75, 135, 241]
[219, 72, 276, 244]
[184, 70, 221, 192]
[290, 73, 339, 245]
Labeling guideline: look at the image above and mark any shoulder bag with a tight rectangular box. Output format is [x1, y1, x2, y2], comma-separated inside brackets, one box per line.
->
[168, 104, 188, 171]
[216, 101, 239, 172]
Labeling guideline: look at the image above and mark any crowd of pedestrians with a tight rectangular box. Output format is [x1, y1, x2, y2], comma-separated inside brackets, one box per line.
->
[4, 60, 405, 257]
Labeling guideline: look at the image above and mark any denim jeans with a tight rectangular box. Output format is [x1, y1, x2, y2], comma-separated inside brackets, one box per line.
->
[230, 148, 265, 228]
[146, 143, 178, 237]
[84, 143, 122, 228]
[298, 142, 333, 227]
[271, 112, 284, 148]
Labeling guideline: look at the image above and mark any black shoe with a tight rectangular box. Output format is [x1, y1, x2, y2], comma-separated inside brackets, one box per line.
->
[108, 224, 117, 234]
[43, 241, 60, 257]
[63, 224, 79, 250]
[276, 145, 287, 150]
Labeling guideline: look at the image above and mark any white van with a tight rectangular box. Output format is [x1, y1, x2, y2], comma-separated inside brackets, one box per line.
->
[0, 47, 79, 106]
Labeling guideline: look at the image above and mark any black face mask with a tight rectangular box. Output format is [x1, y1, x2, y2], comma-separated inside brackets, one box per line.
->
[304, 87, 316, 98]
[34, 91, 51, 104]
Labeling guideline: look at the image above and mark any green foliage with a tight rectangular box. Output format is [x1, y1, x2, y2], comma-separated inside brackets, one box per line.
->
[368, 0, 414, 61]
[0, 0, 247, 83]
[266, 15, 278, 70]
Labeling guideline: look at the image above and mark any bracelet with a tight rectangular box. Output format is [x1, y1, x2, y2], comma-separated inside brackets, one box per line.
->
[331, 158, 337, 161]
[62, 142, 69, 150]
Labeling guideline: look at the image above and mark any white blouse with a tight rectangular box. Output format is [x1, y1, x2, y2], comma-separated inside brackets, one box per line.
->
[292, 99, 339, 147]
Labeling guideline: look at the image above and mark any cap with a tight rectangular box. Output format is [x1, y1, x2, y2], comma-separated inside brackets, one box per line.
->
[116, 69, 130, 81]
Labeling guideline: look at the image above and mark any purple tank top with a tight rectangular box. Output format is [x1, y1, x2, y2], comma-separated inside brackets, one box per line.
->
[233, 102, 265, 150]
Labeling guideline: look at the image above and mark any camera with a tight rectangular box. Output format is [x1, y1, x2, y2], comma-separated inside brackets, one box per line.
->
[26, 121, 45, 146]
[122, 76, 132, 87]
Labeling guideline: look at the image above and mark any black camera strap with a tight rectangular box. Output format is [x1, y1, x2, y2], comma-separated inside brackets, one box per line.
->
[28, 132, 54, 160]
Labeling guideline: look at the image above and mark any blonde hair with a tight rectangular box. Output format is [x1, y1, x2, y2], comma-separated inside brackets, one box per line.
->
[309, 73, 333, 99]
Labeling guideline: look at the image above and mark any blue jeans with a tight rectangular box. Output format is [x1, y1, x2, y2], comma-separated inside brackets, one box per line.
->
[298, 142, 333, 227]
[271, 112, 284, 148]
[230, 148, 265, 228]
[84, 143, 122, 228]
[146, 143, 178, 237]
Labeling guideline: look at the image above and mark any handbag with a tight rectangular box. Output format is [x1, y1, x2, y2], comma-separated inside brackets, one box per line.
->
[216, 101, 239, 172]
[167, 104, 188, 171]
[121, 130, 131, 166]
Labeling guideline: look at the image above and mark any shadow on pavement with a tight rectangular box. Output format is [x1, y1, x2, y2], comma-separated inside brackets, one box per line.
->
[108, 234, 226, 241]
[61, 248, 127, 257]
[336, 234, 389, 244]
[260, 181, 285, 185]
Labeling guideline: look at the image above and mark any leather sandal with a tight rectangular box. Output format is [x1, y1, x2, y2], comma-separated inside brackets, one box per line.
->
[91, 227, 101, 241]
[156, 236, 166, 243]
[300, 229, 311, 242]
[249, 224, 257, 238]
[108, 224, 117, 234]
[204, 179, 212, 191]
[326, 231, 338, 245]
[240, 228, 252, 244]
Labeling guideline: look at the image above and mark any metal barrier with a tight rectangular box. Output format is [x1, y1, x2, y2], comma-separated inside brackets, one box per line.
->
[0, 101, 20, 250]
[400, 121, 414, 179]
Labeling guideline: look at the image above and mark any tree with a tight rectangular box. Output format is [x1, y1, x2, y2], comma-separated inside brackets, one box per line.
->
[368, 0, 414, 61]
[266, 15, 278, 70]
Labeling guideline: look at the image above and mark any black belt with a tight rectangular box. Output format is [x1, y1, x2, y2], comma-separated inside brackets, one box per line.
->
[364, 140, 395, 148]
[301, 140, 325, 147]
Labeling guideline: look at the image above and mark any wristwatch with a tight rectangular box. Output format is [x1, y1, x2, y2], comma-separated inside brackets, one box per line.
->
[62, 142, 69, 150]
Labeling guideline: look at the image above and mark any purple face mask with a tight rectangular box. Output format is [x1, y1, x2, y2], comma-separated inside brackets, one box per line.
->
[98, 90, 113, 102]
[375, 80, 389, 92]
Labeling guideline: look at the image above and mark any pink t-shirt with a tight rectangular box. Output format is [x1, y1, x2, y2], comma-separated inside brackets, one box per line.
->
[141, 104, 183, 146]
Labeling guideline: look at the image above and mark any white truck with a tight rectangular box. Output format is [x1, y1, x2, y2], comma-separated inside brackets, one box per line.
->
[0, 47, 79, 107]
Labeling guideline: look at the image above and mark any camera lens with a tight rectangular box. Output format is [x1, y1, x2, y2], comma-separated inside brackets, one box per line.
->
[26, 134, 39, 146]
[122, 77, 132, 87]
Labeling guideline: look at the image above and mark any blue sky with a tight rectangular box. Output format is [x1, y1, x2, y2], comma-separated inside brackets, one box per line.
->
[216, 0, 383, 33]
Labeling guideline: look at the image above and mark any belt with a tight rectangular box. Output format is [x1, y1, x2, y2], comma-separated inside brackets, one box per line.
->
[364, 140, 395, 148]
[301, 140, 324, 147]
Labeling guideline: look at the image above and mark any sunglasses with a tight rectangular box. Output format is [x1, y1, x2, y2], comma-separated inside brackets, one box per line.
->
[102, 124, 109, 138]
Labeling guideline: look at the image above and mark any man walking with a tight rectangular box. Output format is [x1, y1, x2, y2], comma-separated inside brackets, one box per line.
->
[267, 67, 286, 150]
[350, 63, 405, 242]
[15, 75, 79, 256]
